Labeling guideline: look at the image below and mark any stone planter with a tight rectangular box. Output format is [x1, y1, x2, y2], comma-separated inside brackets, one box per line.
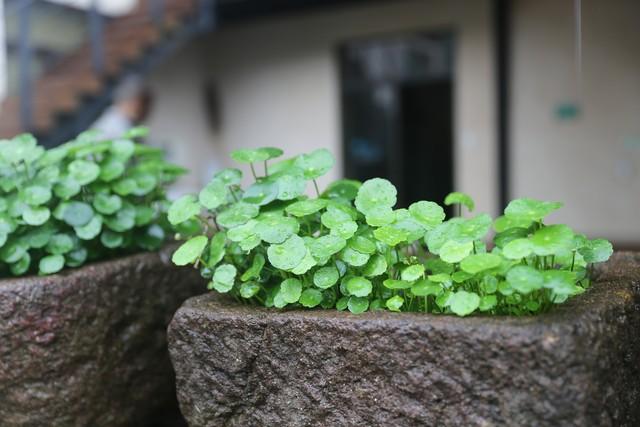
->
[168, 252, 640, 427]
[0, 246, 205, 426]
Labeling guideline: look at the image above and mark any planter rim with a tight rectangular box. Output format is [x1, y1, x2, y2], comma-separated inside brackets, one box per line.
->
[175, 251, 639, 331]
[0, 244, 176, 290]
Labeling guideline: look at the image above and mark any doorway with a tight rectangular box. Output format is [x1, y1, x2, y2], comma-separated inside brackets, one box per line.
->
[340, 32, 454, 208]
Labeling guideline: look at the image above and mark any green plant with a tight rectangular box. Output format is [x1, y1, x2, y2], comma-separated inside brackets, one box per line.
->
[0, 129, 184, 277]
[169, 147, 613, 316]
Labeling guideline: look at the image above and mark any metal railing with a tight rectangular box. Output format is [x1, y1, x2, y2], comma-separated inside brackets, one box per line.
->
[6, 0, 215, 134]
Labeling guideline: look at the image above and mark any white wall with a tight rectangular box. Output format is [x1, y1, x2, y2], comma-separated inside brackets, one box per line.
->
[148, 0, 498, 215]
[511, 0, 640, 244]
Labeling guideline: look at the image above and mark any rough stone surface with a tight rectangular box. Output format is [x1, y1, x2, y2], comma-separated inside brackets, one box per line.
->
[0, 247, 205, 427]
[168, 252, 640, 427]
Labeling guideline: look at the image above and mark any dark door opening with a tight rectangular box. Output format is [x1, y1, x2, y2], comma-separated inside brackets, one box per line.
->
[340, 32, 454, 208]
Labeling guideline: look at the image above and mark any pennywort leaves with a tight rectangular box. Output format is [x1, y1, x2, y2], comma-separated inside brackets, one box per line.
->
[0, 130, 181, 277]
[169, 146, 613, 317]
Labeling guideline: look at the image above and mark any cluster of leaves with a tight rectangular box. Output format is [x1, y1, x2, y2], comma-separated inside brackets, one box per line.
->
[169, 147, 613, 316]
[0, 129, 184, 276]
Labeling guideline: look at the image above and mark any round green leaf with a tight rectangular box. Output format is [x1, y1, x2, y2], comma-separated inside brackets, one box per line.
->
[255, 215, 299, 244]
[75, 215, 102, 240]
[112, 178, 137, 196]
[214, 168, 242, 186]
[208, 232, 227, 267]
[363, 254, 387, 277]
[346, 276, 372, 297]
[134, 206, 155, 226]
[274, 173, 306, 200]
[409, 201, 445, 229]
[285, 199, 328, 217]
[479, 295, 497, 311]
[373, 226, 408, 247]
[322, 179, 361, 201]
[449, 290, 480, 316]
[480, 275, 499, 294]
[299, 289, 323, 308]
[530, 224, 574, 256]
[542, 270, 577, 294]
[62, 201, 93, 227]
[216, 203, 259, 228]
[428, 273, 452, 283]
[131, 173, 157, 196]
[93, 193, 122, 215]
[444, 192, 475, 212]
[240, 282, 261, 299]
[494, 227, 529, 249]
[411, 279, 441, 296]
[99, 158, 125, 181]
[364, 206, 395, 227]
[290, 250, 317, 275]
[439, 240, 473, 264]
[579, 239, 613, 263]
[313, 266, 340, 289]
[168, 195, 201, 225]
[506, 265, 544, 294]
[457, 214, 492, 241]
[103, 204, 135, 232]
[227, 220, 258, 243]
[294, 148, 334, 179]
[329, 221, 358, 239]
[0, 241, 28, 263]
[101, 230, 123, 248]
[10, 253, 31, 276]
[306, 235, 346, 259]
[425, 218, 464, 254]
[22, 185, 52, 206]
[505, 198, 563, 222]
[243, 181, 279, 206]
[110, 139, 135, 160]
[231, 148, 270, 164]
[383, 279, 412, 290]
[348, 236, 376, 254]
[172, 236, 208, 266]
[267, 235, 306, 270]
[340, 247, 370, 267]
[502, 238, 534, 260]
[258, 147, 284, 160]
[39, 254, 65, 275]
[386, 295, 404, 312]
[199, 180, 228, 210]
[355, 178, 397, 216]
[347, 296, 369, 314]
[321, 207, 352, 229]
[212, 264, 237, 293]
[459, 253, 502, 274]
[23, 205, 50, 226]
[401, 264, 425, 281]
[493, 215, 532, 233]
[280, 278, 302, 303]
[68, 159, 100, 185]
[54, 176, 81, 199]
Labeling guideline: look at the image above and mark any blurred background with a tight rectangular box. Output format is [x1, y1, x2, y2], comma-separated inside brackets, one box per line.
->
[1, 0, 638, 248]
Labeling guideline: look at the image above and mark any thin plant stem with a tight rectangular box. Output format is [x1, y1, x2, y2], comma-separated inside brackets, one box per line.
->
[312, 179, 320, 197]
[250, 163, 258, 180]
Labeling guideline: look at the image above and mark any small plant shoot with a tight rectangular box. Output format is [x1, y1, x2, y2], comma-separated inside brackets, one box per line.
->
[0, 129, 183, 276]
[170, 147, 613, 317]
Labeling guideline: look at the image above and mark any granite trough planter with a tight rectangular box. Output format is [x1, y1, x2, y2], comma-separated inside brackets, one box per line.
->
[0, 246, 205, 426]
[168, 252, 640, 427]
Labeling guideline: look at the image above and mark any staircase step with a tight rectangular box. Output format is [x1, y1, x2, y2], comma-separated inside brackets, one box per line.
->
[0, 0, 200, 138]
